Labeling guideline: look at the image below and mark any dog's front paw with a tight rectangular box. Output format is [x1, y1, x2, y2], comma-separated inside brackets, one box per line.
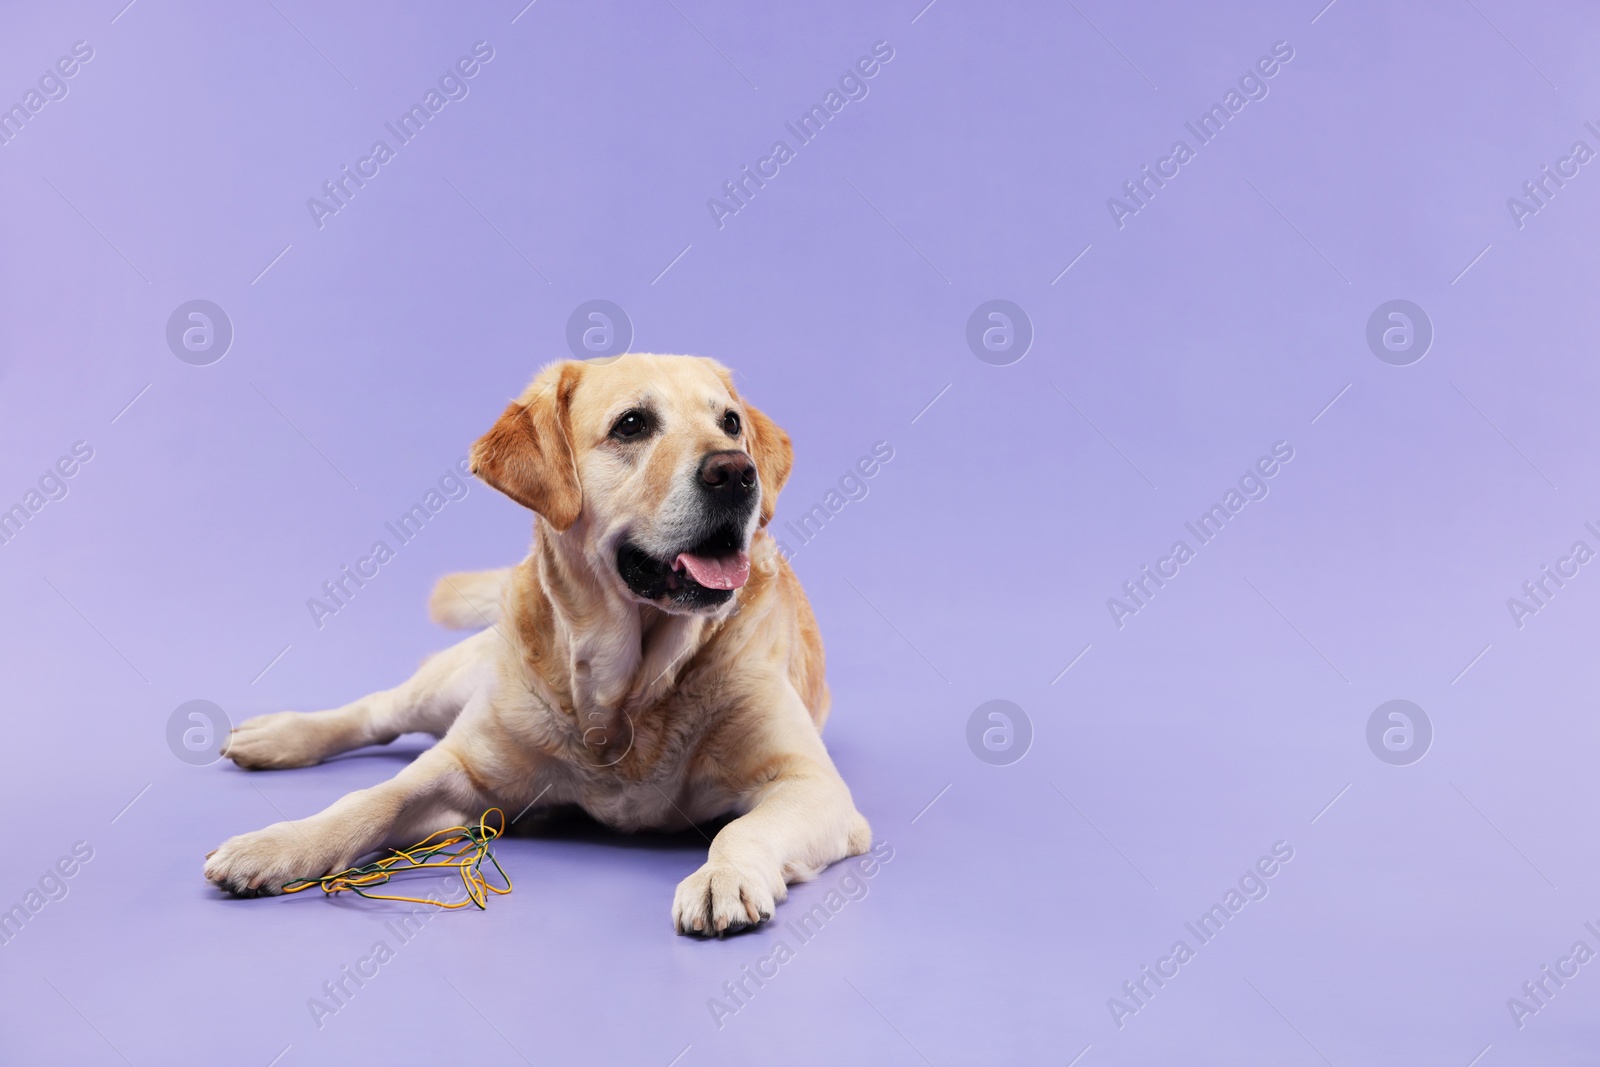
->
[204, 822, 347, 897]
[222, 711, 339, 770]
[673, 859, 783, 937]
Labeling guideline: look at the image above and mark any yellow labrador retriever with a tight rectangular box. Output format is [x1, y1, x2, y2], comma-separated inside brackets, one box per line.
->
[205, 354, 871, 935]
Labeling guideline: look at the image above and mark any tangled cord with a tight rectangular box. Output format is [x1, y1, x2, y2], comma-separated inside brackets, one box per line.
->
[282, 809, 511, 910]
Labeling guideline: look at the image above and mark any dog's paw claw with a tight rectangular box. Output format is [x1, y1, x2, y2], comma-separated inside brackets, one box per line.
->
[672, 860, 779, 937]
[204, 822, 345, 898]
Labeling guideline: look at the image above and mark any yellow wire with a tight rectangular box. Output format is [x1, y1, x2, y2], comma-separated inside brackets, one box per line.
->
[282, 809, 512, 909]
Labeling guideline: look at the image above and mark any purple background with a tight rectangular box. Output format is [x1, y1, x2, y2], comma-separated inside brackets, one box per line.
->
[3, 0, 1599, 1063]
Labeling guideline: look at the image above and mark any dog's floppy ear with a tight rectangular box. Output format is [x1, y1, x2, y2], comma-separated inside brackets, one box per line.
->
[743, 402, 792, 528]
[470, 362, 583, 530]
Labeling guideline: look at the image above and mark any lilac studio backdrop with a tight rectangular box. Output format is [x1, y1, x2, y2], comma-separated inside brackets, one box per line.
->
[3, 1, 1599, 1064]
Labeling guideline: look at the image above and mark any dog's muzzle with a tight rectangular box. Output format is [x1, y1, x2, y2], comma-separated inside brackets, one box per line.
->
[615, 451, 759, 609]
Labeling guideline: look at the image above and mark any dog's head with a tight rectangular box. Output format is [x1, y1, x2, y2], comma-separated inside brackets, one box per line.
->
[470, 354, 792, 614]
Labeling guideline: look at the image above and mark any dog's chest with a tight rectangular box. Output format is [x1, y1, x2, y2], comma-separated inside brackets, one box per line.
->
[578, 769, 736, 832]
[565, 692, 745, 831]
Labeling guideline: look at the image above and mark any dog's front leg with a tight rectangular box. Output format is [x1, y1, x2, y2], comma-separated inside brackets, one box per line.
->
[672, 697, 872, 935]
[204, 740, 491, 897]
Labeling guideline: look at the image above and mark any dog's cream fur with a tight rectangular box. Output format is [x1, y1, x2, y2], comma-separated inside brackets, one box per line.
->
[205, 354, 870, 935]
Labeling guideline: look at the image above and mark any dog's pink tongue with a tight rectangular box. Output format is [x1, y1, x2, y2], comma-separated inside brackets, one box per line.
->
[675, 551, 750, 590]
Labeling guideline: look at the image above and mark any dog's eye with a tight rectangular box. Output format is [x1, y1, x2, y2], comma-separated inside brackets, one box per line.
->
[721, 411, 741, 437]
[610, 410, 651, 440]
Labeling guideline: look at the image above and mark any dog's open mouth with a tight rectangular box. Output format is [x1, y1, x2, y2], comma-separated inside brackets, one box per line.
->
[617, 524, 750, 608]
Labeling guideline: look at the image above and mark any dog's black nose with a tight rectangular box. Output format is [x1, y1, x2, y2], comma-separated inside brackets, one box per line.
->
[699, 450, 757, 504]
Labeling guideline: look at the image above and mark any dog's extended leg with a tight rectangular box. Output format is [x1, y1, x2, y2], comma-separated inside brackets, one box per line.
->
[205, 724, 496, 897]
[222, 627, 499, 770]
[671, 687, 873, 936]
